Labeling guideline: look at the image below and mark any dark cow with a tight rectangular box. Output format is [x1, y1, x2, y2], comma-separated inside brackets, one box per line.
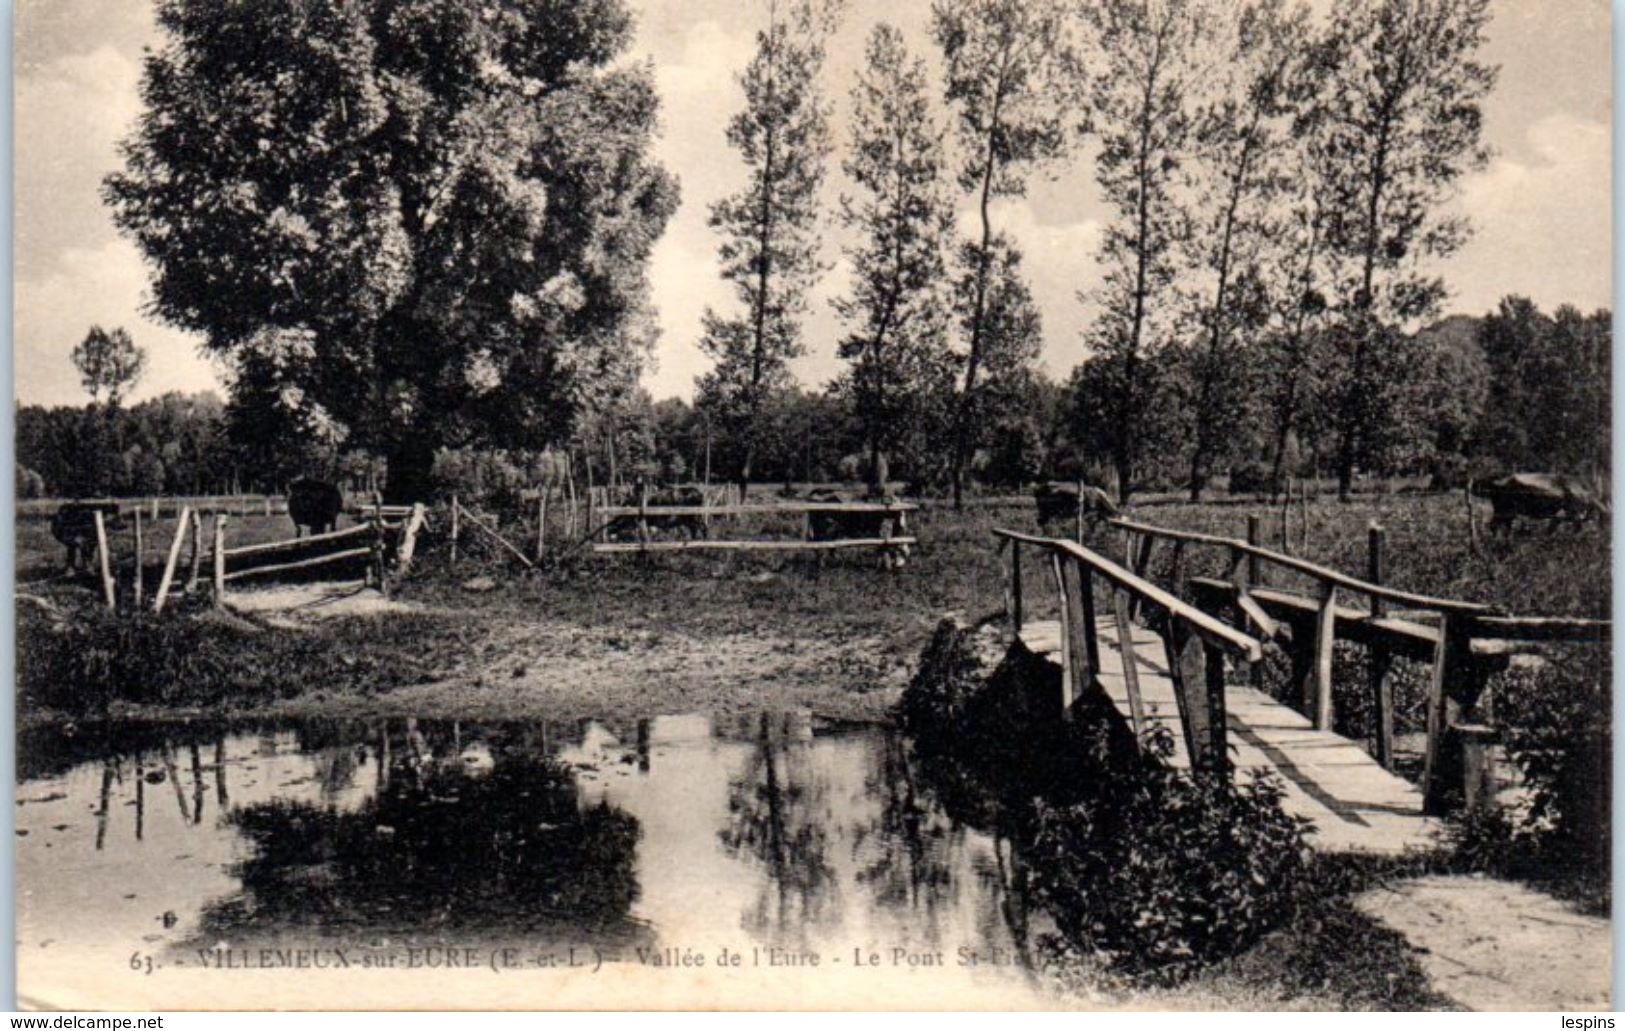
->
[606, 483, 708, 541]
[1034, 482, 1119, 533]
[288, 479, 344, 537]
[1473, 473, 1607, 534]
[806, 489, 910, 567]
[51, 500, 122, 572]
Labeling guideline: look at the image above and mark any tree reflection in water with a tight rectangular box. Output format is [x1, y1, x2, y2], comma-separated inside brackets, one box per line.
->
[719, 713, 839, 939]
[855, 733, 1037, 968]
[191, 726, 647, 950]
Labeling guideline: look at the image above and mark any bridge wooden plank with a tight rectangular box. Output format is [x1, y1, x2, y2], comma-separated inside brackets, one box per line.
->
[1017, 616, 1441, 855]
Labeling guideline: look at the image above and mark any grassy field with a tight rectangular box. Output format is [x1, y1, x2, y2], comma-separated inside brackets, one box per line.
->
[16, 490, 1608, 727]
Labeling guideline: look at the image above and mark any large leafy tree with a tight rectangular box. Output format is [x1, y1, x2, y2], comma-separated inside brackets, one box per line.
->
[834, 24, 957, 495]
[106, 0, 678, 501]
[1298, 0, 1497, 498]
[933, 0, 1071, 507]
[698, 0, 842, 490]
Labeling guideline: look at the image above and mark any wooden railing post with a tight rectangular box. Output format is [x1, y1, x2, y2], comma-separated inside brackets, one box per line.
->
[1368, 522, 1394, 768]
[1008, 540, 1023, 632]
[212, 515, 228, 607]
[187, 509, 203, 592]
[536, 489, 548, 564]
[93, 511, 116, 611]
[1112, 590, 1146, 737]
[1245, 514, 1261, 586]
[1050, 553, 1076, 717]
[1163, 615, 1227, 779]
[1309, 581, 1337, 730]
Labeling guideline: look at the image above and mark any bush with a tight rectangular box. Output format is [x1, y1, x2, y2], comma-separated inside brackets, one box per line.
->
[1030, 732, 1311, 981]
[1493, 653, 1611, 868]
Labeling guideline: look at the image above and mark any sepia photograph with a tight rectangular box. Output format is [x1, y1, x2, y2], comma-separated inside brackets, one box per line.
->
[11, 0, 1613, 1012]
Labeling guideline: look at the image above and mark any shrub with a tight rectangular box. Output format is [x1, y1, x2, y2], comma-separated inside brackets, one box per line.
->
[1228, 460, 1281, 497]
[1492, 652, 1611, 868]
[1030, 736, 1312, 982]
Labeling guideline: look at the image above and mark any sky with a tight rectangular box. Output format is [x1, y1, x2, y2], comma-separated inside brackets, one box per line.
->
[12, 0, 1614, 408]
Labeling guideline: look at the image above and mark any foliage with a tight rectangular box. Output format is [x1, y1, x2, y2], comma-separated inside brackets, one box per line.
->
[72, 325, 147, 406]
[106, 0, 678, 500]
[1492, 654, 1612, 869]
[1173, 0, 1306, 501]
[933, 0, 1072, 505]
[1031, 745, 1311, 981]
[1476, 298, 1611, 477]
[1079, 0, 1209, 503]
[834, 24, 958, 493]
[1297, 0, 1497, 497]
[697, 0, 842, 487]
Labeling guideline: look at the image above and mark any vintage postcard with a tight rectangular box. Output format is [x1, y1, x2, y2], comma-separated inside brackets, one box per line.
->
[13, 0, 1611, 1011]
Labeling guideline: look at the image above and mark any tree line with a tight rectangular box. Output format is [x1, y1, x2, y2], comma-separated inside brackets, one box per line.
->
[38, 0, 1602, 505]
[18, 295, 1606, 503]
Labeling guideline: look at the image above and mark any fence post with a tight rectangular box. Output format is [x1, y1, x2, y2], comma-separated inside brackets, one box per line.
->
[132, 508, 145, 608]
[1245, 515, 1261, 585]
[372, 506, 388, 598]
[187, 510, 203, 591]
[536, 490, 547, 564]
[93, 511, 116, 611]
[637, 481, 650, 547]
[450, 495, 460, 564]
[212, 515, 228, 607]
[151, 496, 160, 521]
[1368, 522, 1394, 768]
[153, 506, 191, 614]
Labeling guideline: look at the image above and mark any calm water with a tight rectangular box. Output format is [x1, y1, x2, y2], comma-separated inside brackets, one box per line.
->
[17, 714, 1051, 1003]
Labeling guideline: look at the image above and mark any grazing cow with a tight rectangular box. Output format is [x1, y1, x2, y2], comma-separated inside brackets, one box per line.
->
[287, 479, 344, 537]
[51, 501, 122, 573]
[806, 489, 910, 567]
[606, 483, 708, 541]
[1473, 473, 1607, 534]
[1034, 482, 1119, 533]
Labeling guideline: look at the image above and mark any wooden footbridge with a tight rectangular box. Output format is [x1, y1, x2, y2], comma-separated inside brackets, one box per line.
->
[995, 520, 1609, 855]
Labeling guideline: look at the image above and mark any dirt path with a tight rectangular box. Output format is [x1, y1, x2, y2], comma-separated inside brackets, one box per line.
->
[1355, 875, 1610, 1010]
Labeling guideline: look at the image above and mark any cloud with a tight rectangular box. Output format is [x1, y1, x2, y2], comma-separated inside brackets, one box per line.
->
[15, 43, 144, 279]
[14, 239, 223, 407]
[1447, 113, 1611, 315]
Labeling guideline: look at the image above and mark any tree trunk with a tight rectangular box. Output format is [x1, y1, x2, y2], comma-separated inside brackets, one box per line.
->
[384, 433, 436, 504]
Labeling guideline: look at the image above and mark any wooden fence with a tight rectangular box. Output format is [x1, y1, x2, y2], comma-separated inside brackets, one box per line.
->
[994, 528, 1264, 776]
[1108, 515, 1610, 813]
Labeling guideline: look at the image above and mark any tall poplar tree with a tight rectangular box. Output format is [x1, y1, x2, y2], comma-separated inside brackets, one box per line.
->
[1299, 0, 1497, 498]
[698, 0, 843, 490]
[1079, 0, 1209, 504]
[834, 24, 957, 495]
[1176, 0, 1305, 500]
[933, 0, 1071, 507]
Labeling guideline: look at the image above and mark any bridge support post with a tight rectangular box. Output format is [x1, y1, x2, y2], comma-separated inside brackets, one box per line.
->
[1423, 616, 1492, 815]
[1368, 523, 1395, 768]
[1162, 615, 1228, 780]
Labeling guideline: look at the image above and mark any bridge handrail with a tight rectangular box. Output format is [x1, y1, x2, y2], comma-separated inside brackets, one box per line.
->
[994, 527, 1263, 662]
[1109, 517, 1499, 617]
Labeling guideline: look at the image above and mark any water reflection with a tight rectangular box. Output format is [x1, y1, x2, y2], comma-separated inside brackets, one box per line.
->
[18, 713, 1045, 999]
